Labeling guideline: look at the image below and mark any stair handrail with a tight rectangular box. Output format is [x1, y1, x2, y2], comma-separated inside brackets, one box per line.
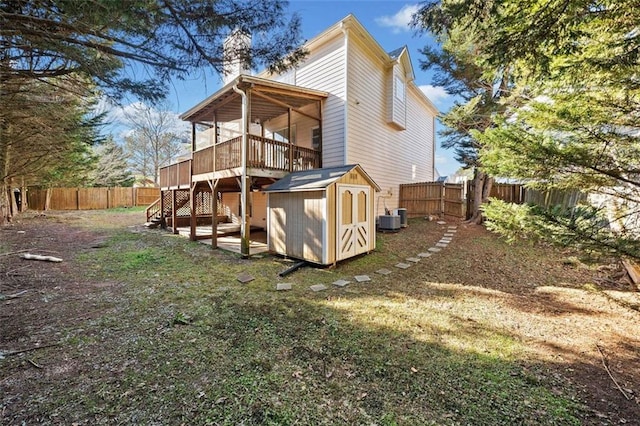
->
[145, 198, 162, 222]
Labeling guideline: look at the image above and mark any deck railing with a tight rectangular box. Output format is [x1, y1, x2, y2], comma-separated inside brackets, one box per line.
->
[159, 159, 191, 188]
[161, 135, 320, 187]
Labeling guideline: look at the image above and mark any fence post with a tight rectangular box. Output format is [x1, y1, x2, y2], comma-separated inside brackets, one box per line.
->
[440, 182, 445, 216]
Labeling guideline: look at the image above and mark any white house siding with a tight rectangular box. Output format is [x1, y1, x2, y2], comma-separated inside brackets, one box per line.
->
[294, 33, 347, 168]
[262, 103, 321, 150]
[250, 191, 268, 228]
[345, 35, 435, 216]
[220, 191, 268, 228]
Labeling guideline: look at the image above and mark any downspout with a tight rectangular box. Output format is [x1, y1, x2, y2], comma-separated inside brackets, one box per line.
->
[232, 83, 251, 258]
[341, 22, 349, 166]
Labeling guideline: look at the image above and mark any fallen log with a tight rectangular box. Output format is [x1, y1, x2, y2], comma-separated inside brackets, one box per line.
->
[20, 253, 63, 263]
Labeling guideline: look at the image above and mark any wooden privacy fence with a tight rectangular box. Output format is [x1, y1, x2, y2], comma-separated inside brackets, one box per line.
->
[399, 181, 527, 219]
[524, 188, 586, 212]
[466, 182, 526, 219]
[26, 187, 160, 211]
[399, 182, 467, 218]
[399, 180, 588, 220]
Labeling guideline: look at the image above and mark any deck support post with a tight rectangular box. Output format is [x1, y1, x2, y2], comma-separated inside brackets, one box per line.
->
[189, 182, 197, 241]
[210, 179, 219, 249]
[171, 189, 178, 234]
[287, 108, 293, 172]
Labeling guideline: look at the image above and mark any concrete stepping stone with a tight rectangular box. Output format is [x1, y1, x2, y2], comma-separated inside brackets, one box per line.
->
[437, 221, 447, 225]
[407, 257, 421, 263]
[448, 226, 458, 230]
[395, 262, 411, 269]
[447, 229, 458, 233]
[332, 279, 350, 287]
[376, 268, 392, 275]
[428, 247, 442, 253]
[436, 242, 449, 248]
[417, 252, 432, 258]
[310, 284, 328, 292]
[439, 238, 452, 243]
[237, 273, 255, 283]
[444, 233, 454, 237]
[276, 283, 292, 291]
[354, 275, 371, 283]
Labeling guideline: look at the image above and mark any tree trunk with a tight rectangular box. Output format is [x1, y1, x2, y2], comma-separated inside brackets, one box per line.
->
[466, 170, 494, 225]
[44, 188, 51, 211]
[0, 137, 9, 224]
[20, 177, 27, 212]
[8, 176, 17, 218]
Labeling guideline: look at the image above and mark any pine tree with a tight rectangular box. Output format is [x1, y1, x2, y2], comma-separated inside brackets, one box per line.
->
[413, 0, 513, 224]
[472, 0, 640, 259]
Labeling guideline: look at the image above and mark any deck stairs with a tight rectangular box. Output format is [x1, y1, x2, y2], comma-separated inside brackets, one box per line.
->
[144, 195, 190, 229]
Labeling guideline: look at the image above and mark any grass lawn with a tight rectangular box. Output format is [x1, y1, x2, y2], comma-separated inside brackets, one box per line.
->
[1, 209, 638, 425]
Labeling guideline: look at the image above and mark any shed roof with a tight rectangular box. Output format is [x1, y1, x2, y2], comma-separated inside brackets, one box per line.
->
[264, 164, 381, 193]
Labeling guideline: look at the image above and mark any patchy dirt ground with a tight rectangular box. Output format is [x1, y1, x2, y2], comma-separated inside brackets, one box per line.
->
[1, 210, 639, 424]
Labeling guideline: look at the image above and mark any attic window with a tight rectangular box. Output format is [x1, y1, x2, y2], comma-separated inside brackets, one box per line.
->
[395, 76, 405, 101]
[387, 69, 407, 130]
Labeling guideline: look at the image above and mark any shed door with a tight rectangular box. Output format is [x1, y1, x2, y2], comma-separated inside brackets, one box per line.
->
[337, 185, 371, 261]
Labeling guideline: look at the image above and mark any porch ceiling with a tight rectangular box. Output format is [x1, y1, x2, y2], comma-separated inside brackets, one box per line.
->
[180, 75, 328, 124]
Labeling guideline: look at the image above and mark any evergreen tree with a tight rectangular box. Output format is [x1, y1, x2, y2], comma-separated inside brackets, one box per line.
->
[413, 0, 513, 224]
[469, 0, 640, 259]
[1, 0, 306, 102]
[0, 77, 101, 221]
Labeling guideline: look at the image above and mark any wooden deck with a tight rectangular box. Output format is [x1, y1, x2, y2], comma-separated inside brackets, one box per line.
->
[175, 225, 268, 255]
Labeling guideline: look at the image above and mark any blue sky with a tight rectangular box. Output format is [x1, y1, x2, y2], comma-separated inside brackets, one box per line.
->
[111, 1, 461, 176]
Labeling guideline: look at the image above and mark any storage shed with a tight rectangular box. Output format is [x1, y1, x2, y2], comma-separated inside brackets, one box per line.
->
[265, 164, 381, 265]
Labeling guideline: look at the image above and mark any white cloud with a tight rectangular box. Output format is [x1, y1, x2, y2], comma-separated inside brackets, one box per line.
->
[435, 154, 448, 165]
[375, 4, 420, 34]
[419, 85, 449, 105]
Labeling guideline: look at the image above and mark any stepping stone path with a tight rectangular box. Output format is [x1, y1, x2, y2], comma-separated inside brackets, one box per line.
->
[332, 279, 350, 287]
[310, 284, 328, 292]
[237, 273, 255, 283]
[290, 223, 462, 293]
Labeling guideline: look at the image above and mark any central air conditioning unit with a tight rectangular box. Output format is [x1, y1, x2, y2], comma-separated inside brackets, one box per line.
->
[378, 214, 401, 231]
[393, 208, 408, 227]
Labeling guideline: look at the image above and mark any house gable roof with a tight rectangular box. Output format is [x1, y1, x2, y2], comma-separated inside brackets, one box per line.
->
[264, 164, 381, 193]
[296, 15, 437, 115]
